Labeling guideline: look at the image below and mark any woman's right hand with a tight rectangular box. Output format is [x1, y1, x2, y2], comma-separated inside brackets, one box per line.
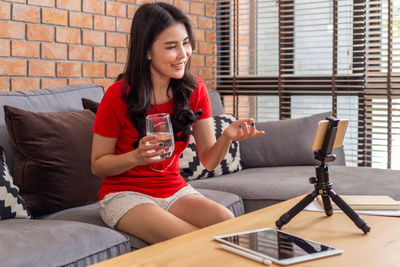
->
[133, 135, 167, 165]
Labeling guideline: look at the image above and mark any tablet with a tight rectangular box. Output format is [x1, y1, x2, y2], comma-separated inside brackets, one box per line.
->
[214, 228, 343, 265]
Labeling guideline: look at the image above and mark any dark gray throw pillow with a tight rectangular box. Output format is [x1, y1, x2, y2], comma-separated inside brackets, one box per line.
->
[179, 114, 242, 180]
[0, 146, 30, 220]
[240, 112, 334, 168]
[4, 105, 101, 217]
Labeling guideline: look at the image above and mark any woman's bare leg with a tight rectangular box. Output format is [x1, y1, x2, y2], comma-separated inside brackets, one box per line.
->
[116, 203, 199, 244]
[168, 194, 234, 228]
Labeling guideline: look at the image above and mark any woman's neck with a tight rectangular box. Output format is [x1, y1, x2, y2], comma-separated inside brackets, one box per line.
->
[151, 78, 171, 105]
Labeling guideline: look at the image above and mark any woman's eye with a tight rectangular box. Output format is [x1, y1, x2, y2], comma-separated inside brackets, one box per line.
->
[166, 46, 176, 50]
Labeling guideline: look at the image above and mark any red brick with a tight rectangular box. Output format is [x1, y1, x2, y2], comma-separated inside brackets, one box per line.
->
[194, 29, 205, 41]
[116, 48, 128, 63]
[190, 2, 204, 16]
[42, 43, 67, 59]
[57, 0, 81, 11]
[136, 0, 155, 4]
[0, 2, 10, 19]
[94, 16, 115, 31]
[205, 55, 216, 67]
[93, 78, 114, 90]
[12, 4, 40, 23]
[189, 15, 198, 27]
[198, 42, 214, 55]
[0, 59, 26, 75]
[199, 67, 213, 79]
[205, 4, 216, 17]
[94, 47, 115, 62]
[106, 32, 127, 47]
[29, 60, 55, 77]
[57, 62, 81, 77]
[205, 31, 216, 42]
[116, 0, 136, 3]
[127, 5, 136, 18]
[199, 17, 213, 30]
[190, 55, 204, 67]
[82, 30, 105, 46]
[70, 12, 92, 29]
[69, 45, 92, 61]
[83, 62, 105, 77]
[56, 27, 81, 44]
[68, 78, 92, 85]
[0, 21, 25, 39]
[205, 80, 216, 91]
[106, 63, 124, 78]
[27, 24, 54, 42]
[12, 41, 40, 58]
[42, 78, 67, 89]
[175, 0, 189, 13]
[28, 0, 55, 7]
[0, 39, 10, 57]
[42, 8, 68, 26]
[0, 77, 10, 91]
[83, 0, 105, 15]
[106, 1, 126, 17]
[117, 18, 131, 33]
[11, 78, 40, 91]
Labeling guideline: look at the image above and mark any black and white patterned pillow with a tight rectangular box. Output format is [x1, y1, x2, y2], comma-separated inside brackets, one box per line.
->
[179, 114, 242, 181]
[0, 146, 30, 220]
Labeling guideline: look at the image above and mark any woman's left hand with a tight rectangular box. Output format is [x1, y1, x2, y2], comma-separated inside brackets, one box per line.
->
[222, 118, 265, 141]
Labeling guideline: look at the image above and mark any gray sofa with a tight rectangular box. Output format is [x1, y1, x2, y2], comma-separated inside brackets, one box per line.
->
[1, 84, 399, 267]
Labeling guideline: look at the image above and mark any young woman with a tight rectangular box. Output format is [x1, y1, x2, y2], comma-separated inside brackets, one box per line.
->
[91, 2, 264, 244]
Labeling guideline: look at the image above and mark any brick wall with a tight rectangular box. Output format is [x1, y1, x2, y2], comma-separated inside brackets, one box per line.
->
[0, 0, 216, 92]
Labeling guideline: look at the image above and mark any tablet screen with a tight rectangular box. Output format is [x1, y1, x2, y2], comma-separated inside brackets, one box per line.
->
[215, 228, 342, 265]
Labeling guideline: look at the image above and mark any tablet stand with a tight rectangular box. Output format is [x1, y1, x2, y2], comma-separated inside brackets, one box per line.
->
[275, 117, 371, 234]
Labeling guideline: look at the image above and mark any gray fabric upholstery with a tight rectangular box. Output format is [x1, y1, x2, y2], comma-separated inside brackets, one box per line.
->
[0, 84, 104, 174]
[0, 219, 130, 267]
[208, 89, 224, 116]
[240, 112, 344, 168]
[189, 165, 400, 213]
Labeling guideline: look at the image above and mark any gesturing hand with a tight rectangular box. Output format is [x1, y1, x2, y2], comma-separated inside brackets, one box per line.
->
[222, 118, 265, 141]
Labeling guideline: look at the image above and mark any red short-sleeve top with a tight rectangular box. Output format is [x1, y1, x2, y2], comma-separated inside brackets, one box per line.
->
[93, 77, 211, 200]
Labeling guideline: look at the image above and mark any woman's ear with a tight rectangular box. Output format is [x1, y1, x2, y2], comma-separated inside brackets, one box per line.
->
[147, 52, 152, 61]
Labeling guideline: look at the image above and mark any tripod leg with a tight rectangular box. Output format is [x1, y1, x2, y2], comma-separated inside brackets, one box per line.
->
[328, 190, 371, 234]
[321, 193, 333, 216]
[276, 190, 318, 229]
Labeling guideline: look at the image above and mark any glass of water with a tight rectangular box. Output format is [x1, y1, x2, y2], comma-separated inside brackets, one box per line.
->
[145, 113, 175, 159]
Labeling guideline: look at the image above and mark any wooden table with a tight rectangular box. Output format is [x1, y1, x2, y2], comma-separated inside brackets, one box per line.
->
[92, 195, 400, 266]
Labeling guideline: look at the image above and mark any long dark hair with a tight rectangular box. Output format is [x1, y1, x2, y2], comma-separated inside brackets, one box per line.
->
[119, 2, 198, 148]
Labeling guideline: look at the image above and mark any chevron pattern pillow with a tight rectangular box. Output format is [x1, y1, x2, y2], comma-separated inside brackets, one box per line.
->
[0, 146, 30, 220]
[179, 114, 242, 181]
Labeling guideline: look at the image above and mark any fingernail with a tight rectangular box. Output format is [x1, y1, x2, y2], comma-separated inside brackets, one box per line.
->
[161, 149, 165, 153]
[251, 122, 255, 126]
[239, 125, 242, 129]
[159, 142, 164, 147]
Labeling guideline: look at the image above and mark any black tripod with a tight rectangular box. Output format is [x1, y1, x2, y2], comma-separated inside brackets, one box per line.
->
[275, 117, 371, 234]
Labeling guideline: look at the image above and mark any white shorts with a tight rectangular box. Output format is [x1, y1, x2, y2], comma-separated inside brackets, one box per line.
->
[99, 184, 203, 228]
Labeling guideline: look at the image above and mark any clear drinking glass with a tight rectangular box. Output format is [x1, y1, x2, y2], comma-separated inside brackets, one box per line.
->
[145, 113, 175, 159]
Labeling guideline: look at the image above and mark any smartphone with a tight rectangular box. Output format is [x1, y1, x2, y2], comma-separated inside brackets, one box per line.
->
[311, 119, 348, 151]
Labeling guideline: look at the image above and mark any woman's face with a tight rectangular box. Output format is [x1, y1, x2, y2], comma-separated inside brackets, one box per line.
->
[148, 23, 192, 85]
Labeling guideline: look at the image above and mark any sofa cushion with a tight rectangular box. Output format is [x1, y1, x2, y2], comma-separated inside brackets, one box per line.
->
[0, 84, 104, 175]
[240, 112, 346, 168]
[0, 146, 30, 220]
[179, 114, 242, 180]
[0, 219, 130, 266]
[4, 106, 101, 217]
